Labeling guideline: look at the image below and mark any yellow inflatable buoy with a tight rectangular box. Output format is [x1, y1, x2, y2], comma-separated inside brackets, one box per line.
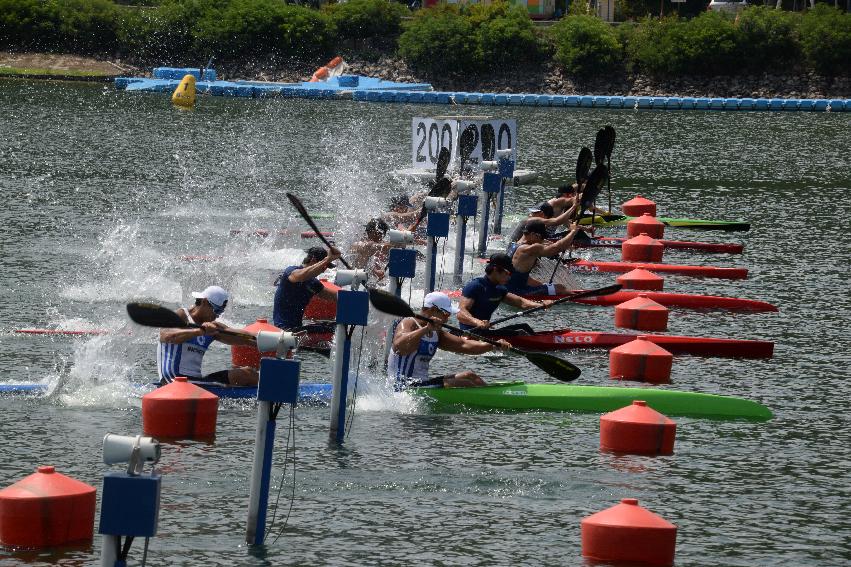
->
[171, 74, 196, 108]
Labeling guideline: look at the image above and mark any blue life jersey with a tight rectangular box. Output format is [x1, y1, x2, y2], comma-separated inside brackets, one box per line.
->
[460, 276, 508, 330]
[273, 265, 324, 329]
[157, 307, 215, 382]
[387, 322, 440, 391]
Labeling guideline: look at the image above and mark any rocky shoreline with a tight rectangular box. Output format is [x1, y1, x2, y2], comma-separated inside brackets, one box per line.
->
[5, 52, 851, 99]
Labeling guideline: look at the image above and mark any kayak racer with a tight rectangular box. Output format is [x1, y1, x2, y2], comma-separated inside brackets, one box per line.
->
[506, 220, 580, 296]
[157, 285, 259, 386]
[457, 253, 553, 336]
[387, 292, 510, 391]
[273, 246, 340, 331]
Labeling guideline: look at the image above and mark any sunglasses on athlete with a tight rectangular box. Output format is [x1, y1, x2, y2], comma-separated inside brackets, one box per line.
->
[210, 301, 227, 316]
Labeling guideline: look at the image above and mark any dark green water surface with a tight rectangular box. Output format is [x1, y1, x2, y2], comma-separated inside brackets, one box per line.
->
[1, 80, 849, 566]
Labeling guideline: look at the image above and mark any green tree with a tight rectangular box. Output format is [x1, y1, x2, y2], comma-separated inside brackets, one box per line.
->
[398, 6, 477, 75]
[549, 14, 622, 78]
[799, 4, 851, 75]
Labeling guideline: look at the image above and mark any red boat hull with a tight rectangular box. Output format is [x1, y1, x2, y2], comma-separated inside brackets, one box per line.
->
[500, 329, 773, 359]
[572, 236, 744, 254]
[521, 290, 777, 312]
[570, 259, 748, 279]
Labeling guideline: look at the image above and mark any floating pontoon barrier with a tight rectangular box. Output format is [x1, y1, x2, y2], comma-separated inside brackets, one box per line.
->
[115, 69, 850, 111]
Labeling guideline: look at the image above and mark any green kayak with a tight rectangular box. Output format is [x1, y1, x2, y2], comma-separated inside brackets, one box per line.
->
[577, 213, 750, 231]
[413, 382, 772, 421]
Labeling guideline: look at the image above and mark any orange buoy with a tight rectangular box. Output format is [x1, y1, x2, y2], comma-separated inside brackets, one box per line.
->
[622, 233, 664, 262]
[622, 195, 657, 217]
[232, 319, 279, 369]
[0, 466, 96, 548]
[609, 338, 673, 383]
[627, 213, 665, 239]
[614, 295, 669, 332]
[581, 498, 677, 566]
[617, 268, 664, 291]
[303, 279, 341, 321]
[600, 401, 676, 454]
[142, 377, 219, 439]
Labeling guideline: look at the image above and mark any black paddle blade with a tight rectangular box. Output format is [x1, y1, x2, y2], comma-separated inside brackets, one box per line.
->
[480, 124, 495, 161]
[576, 147, 592, 184]
[581, 164, 608, 210]
[435, 147, 451, 181]
[524, 351, 581, 382]
[286, 192, 353, 269]
[127, 303, 187, 328]
[593, 128, 606, 166]
[604, 126, 615, 160]
[459, 125, 477, 163]
[434, 177, 452, 199]
[368, 288, 416, 319]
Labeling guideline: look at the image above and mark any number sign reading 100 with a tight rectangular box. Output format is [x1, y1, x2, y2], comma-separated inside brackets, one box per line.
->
[411, 119, 458, 170]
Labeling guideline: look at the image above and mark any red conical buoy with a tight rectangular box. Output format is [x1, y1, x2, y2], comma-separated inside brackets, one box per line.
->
[303, 279, 341, 321]
[610, 338, 673, 383]
[617, 268, 664, 291]
[627, 213, 665, 239]
[232, 318, 279, 369]
[600, 401, 676, 454]
[0, 466, 96, 548]
[622, 233, 664, 262]
[142, 377, 219, 439]
[615, 295, 669, 331]
[582, 498, 677, 566]
[622, 195, 657, 217]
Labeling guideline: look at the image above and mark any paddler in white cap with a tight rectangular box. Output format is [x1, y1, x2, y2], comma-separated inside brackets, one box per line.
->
[387, 291, 510, 392]
[157, 285, 259, 386]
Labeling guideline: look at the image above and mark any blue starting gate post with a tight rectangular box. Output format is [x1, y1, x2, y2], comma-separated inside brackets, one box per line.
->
[454, 192, 479, 284]
[424, 210, 450, 294]
[99, 434, 162, 566]
[477, 172, 502, 258]
[493, 150, 515, 235]
[245, 355, 300, 545]
[329, 289, 369, 443]
[385, 247, 418, 361]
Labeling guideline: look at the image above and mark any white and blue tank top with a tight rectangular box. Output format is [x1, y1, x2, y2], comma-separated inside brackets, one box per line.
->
[157, 307, 215, 382]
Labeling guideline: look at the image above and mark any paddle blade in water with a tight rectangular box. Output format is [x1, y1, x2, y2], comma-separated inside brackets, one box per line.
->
[576, 147, 592, 184]
[523, 351, 581, 382]
[368, 288, 416, 319]
[127, 303, 187, 328]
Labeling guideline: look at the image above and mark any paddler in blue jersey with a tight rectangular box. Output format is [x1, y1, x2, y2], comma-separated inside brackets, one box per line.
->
[387, 292, 510, 391]
[506, 220, 580, 296]
[457, 253, 553, 336]
[273, 245, 341, 331]
[157, 285, 259, 386]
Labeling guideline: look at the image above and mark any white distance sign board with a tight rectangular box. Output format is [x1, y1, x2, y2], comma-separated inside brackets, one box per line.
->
[458, 119, 517, 168]
[411, 118, 459, 170]
[411, 117, 517, 171]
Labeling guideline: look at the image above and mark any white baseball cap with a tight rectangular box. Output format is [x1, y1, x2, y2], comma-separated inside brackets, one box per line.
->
[423, 291, 459, 314]
[191, 285, 229, 309]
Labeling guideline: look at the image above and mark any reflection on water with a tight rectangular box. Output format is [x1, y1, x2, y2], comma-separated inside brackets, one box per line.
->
[0, 80, 849, 566]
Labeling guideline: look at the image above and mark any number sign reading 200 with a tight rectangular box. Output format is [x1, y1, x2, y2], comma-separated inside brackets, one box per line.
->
[412, 119, 457, 168]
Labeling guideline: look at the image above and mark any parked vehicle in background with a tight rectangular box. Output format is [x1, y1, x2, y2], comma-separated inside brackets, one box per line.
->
[708, 0, 748, 12]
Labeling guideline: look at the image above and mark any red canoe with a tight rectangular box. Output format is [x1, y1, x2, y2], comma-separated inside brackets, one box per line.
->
[500, 328, 773, 359]
[569, 259, 748, 279]
[572, 236, 744, 254]
[520, 289, 777, 312]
